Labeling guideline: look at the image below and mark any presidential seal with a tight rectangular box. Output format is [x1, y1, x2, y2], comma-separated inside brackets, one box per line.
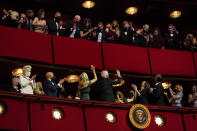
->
[129, 104, 151, 129]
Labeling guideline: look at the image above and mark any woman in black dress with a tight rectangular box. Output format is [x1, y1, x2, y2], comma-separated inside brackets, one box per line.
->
[131, 81, 150, 105]
[80, 18, 93, 40]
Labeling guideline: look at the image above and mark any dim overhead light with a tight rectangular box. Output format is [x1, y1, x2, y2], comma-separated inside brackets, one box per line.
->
[52, 107, 65, 120]
[154, 115, 166, 126]
[126, 7, 138, 15]
[105, 112, 117, 123]
[82, 1, 95, 9]
[170, 11, 181, 18]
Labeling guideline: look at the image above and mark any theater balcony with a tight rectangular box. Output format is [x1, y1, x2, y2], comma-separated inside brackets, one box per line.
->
[0, 25, 197, 131]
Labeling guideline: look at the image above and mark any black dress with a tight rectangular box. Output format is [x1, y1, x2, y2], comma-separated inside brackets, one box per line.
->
[137, 88, 149, 104]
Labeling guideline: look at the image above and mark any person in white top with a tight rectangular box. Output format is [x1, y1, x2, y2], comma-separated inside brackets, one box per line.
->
[19, 65, 37, 95]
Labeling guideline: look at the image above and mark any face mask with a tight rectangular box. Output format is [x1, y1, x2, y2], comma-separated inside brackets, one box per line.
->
[169, 29, 173, 33]
[56, 16, 61, 22]
[51, 77, 56, 82]
[130, 93, 134, 97]
[25, 72, 31, 77]
[112, 26, 116, 29]
[154, 31, 159, 36]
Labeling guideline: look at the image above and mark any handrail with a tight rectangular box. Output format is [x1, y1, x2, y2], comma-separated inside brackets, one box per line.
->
[1, 90, 197, 112]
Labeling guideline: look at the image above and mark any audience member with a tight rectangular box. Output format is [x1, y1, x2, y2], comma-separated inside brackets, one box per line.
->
[92, 22, 108, 43]
[10, 77, 21, 93]
[26, 9, 34, 31]
[19, 65, 36, 94]
[132, 81, 150, 105]
[119, 21, 135, 45]
[78, 65, 97, 100]
[164, 85, 183, 107]
[65, 15, 81, 38]
[96, 70, 122, 102]
[32, 9, 47, 33]
[80, 18, 93, 40]
[165, 24, 179, 49]
[34, 82, 45, 95]
[188, 84, 197, 107]
[47, 11, 62, 36]
[149, 27, 165, 49]
[150, 74, 166, 106]
[43, 72, 64, 97]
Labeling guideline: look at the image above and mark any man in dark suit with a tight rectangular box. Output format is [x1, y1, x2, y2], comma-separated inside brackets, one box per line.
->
[95, 70, 122, 102]
[65, 15, 81, 38]
[150, 74, 166, 106]
[91, 22, 108, 43]
[43, 72, 64, 97]
[47, 12, 62, 36]
[119, 21, 135, 45]
[10, 77, 21, 93]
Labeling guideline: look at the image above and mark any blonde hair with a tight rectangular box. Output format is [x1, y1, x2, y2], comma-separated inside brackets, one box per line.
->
[23, 65, 32, 71]
[78, 72, 89, 89]
[175, 85, 183, 93]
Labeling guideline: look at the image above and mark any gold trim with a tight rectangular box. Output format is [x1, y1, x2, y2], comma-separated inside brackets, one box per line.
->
[129, 104, 151, 129]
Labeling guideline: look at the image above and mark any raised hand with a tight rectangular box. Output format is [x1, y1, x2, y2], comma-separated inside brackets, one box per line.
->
[90, 65, 95, 71]
[116, 70, 121, 77]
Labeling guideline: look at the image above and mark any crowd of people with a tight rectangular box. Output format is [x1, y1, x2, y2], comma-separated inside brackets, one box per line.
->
[10, 64, 197, 108]
[1, 8, 197, 51]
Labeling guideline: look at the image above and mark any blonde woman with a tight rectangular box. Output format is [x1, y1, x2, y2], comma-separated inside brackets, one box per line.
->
[164, 84, 183, 107]
[78, 65, 97, 100]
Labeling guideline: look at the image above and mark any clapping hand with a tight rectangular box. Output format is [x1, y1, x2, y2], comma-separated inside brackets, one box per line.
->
[131, 84, 137, 91]
[58, 79, 65, 85]
[30, 74, 37, 81]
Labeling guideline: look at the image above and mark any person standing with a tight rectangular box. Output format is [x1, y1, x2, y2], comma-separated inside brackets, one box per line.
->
[19, 65, 36, 95]
[10, 77, 21, 93]
[150, 74, 166, 106]
[78, 65, 97, 100]
[96, 70, 122, 102]
[47, 12, 62, 36]
[43, 72, 64, 97]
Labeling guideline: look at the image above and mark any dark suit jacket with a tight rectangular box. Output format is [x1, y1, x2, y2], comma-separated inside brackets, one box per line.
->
[151, 83, 166, 106]
[65, 21, 81, 38]
[91, 29, 108, 43]
[9, 87, 20, 93]
[119, 28, 135, 45]
[43, 80, 60, 97]
[96, 77, 122, 102]
[137, 88, 149, 104]
[47, 20, 58, 35]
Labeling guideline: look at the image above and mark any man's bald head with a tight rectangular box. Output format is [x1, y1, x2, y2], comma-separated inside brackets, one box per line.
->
[101, 70, 109, 78]
[46, 72, 54, 80]
[74, 15, 81, 23]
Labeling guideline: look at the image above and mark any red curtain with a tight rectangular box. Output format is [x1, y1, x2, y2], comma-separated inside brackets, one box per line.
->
[0, 26, 53, 63]
[149, 48, 196, 77]
[102, 43, 151, 74]
[53, 36, 103, 69]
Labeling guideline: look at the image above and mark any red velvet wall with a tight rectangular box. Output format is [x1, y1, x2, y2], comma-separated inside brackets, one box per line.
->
[149, 48, 196, 77]
[53, 36, 103, 69]
[30, 102, 85, 131]
[0, 98, 29, 131]
[0, 26, 53, 63]
[102, 43, 151, 74]
[184, 113, 197, 131]
[84, 107, 184, 131]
